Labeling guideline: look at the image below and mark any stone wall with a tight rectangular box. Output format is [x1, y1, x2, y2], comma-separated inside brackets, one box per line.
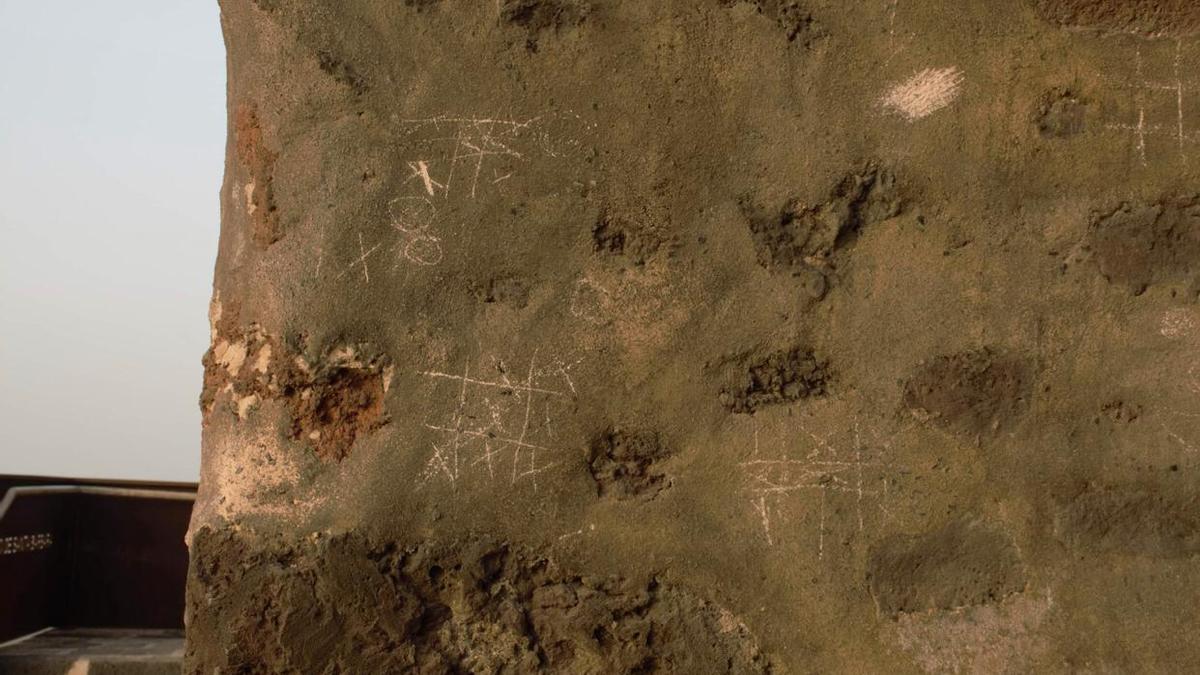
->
[190, 1, 1200, 671]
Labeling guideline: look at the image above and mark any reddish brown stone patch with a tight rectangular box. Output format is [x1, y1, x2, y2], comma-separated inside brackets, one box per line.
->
[287, 365, 388, 462]
[233, 102, 281, 249]
[201, 301, 389, 462]
[1029, 0, 1200, 37]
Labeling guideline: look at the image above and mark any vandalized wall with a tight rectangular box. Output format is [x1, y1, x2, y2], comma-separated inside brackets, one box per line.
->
[190, 1, 1200, 672]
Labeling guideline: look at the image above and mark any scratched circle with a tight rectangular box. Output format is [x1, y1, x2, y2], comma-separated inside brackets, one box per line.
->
[569, 277, 610, 324]
[388, 196, 437, 233]
[404, 235, 443, 266]
[536, 111, 595, 159]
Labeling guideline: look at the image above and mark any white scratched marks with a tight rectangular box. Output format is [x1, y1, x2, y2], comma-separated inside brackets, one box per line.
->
[336, 231, 382, 284]
[1151, 305, 1200, 449]
[882, 0, 915, 65]
[1188, 361, 1200, 396]
[881, 66, 964, 120]
[314, 228, 325, 280]
[418, 350, 581, 491]
[395, 112, 591, 202]
[1162, 421, 1199, 454]
[382, 111, 593, 270]
[399, 115, 532, 200]
[741, 416, 901, 556]
[568, 276, 612, 325]
[407, 160, 445, 197]
[1102, 38, 1200, 166]
[388, 196, 444, 267]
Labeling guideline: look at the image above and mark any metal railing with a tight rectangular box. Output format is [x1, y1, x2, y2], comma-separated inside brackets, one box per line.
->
[0, 475, 196, 644]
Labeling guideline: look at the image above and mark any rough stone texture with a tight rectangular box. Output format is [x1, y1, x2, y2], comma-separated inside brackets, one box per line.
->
[187, 529, 770, 673]
[1028, 0, 1200, 37]
[901, 347, 1033, 437]
[587, 427, 674, 500]
[867, 518, 1027, 617]
[1086, 196, 1200, 294]
[192, 1, 1200, 672]
[717, 346, 832, 414]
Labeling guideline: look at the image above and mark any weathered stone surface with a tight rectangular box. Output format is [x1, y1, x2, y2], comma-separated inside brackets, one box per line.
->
[867, 518, 1027, 617]
[191, 1, 1200, 671]
[186, 529, 770, 673]
[901, 347, 1033, 437]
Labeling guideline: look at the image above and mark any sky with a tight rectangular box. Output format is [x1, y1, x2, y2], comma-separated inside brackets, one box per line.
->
[0, 3, 225, 481]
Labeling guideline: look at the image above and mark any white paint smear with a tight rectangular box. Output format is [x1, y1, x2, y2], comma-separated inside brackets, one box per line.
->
[1160, 307, 1196, 339]
[882, 66, 964, 120]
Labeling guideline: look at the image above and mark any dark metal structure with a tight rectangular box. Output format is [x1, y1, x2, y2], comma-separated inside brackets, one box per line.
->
[0, 475, 196, 645]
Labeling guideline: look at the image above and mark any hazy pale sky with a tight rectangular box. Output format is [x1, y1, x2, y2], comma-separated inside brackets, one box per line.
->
[0, 3, 225, 481]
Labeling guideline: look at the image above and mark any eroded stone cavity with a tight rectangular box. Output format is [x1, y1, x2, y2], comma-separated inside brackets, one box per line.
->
[1056, 484, 1200, 557]
[740, 164, 902, 297]
[1034, 87, 1088, 138]
[186, 529, 772, 674]
[587, 427, 674, 500]
[719, 0, 825, 45]
[201, 300, 390, 462]
[1087, 196, 1200, 295]
[717, 346, 832, 414]
[902, 348, 1033, 437]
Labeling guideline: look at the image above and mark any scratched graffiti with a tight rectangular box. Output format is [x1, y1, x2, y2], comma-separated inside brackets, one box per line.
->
[394, 112, 592, 201]
[327, 112, 592, 282]
[1101, 37, 1200, 166]
[739, 412, 904, 555]
[417, 350, 582, 490]
[389, 195, 444, 266]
